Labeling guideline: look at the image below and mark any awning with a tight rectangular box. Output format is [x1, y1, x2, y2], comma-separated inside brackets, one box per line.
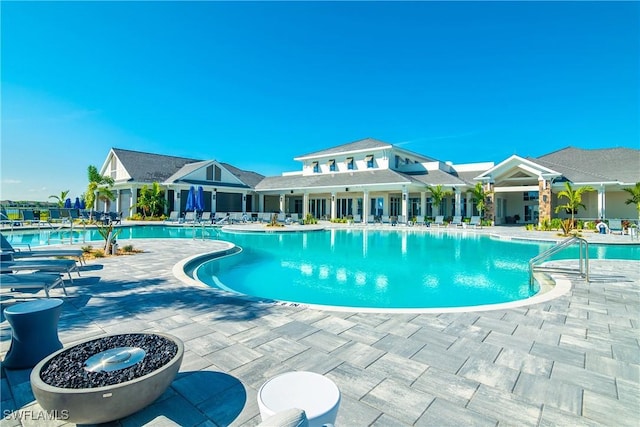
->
[364, 155, 373, 162]
[327, 159, 335, 166]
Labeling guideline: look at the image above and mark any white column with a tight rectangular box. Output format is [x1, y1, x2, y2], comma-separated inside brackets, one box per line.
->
[279, 194, 285, 213]
[466, 191, 473, 217]
[331, 192, 337, 220]
[598, 186, 606, 219]
[115, 189, 121, 213]
[130, 188, 137, 215]
[420, 191, 426, 219]
[258, 194, 264, 213]
[303, 192, 309, 219]
[212, 190, 217, 213]
[401, 189, 408, 220]
[242, 193, 247, 213]
[454, 189, 462, 216]
[363, 190, 369, 224]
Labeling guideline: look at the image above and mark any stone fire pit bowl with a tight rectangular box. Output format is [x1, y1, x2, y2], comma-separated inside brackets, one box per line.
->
[30, 332, 184, 425]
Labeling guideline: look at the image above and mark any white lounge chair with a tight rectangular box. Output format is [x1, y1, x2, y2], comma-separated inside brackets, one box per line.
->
[1, 258, 80, 283]
[200, 212, 212, 223]
[184, 212, 197, 224]
[449, 216, 463, 227]
[434, 216, 445, 227]
[1, 272, 67, 298]
[1, 233, 85, 265]
[165, 211, 180, 223]
[469, 216, 482, 228]
[608, 219, 623, 235]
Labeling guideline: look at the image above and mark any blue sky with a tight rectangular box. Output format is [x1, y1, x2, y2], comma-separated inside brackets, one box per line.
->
[2, 1, 638, 202]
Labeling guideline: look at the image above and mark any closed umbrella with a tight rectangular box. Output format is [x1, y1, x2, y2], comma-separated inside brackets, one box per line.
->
[73, 197, 81, 209]
[64, 198, 72, 209]
[185, 186, 196, 212]
[196, 186, 205, 212]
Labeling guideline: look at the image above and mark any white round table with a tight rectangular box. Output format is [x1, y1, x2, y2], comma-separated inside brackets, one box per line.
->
[257, 371, 341, 427]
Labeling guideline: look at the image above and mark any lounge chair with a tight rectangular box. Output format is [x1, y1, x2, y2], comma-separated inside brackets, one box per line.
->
[449, 216, 463, 227]
[381, 215, 390, 225]
[184, 212, 197, 224]
[277, 213, 286, 223]
[434, 215, 445, 227]
[609, 219, 623, 235]
[165, 211, 180, 223]
[0, 258, 80, 283]
[200, 212, 212, 223]
[260, 213, 272, 223]
[1, 272, 67, 298]
[469, 216, 482, 228]
[352, 214, 361, 224]
[21, 210, 47, 226]
[285, 213, 299, 225]
[1, 233, 85, 265]
[108, 212, 122, 225]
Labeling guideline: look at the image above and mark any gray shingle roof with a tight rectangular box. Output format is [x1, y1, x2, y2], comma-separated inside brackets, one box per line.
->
[533, 146, 640, 184]
[295, 138, 392, 159]
[255, 168, 468, 191]
[112, 148, 264, 189]
[220, 162, 265, 188]
[112, 148, 202, 183]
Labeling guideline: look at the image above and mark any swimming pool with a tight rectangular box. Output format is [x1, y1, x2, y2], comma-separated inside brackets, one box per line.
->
[5, 226, 638, 310]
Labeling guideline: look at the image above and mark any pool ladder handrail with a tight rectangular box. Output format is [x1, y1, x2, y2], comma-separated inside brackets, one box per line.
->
[529, 236, 589, 291]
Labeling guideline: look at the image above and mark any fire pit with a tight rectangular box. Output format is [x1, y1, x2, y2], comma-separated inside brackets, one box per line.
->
[30, 332, 184, 425]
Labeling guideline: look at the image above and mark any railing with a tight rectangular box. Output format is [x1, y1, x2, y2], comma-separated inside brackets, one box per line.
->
[529, 236, 589, 291]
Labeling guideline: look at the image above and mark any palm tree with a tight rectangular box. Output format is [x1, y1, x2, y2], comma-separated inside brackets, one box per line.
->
[554, 181, 595, 229]
[470, 182, 491, 220]
[623, 182, 640, 223]
[86, 165, 115, 217]
[136, 182, 165, 218]
[427, 185, 453, 217]
[48, 190, 70, 208]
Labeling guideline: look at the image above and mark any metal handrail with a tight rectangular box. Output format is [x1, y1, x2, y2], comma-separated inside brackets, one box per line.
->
[529, 236, 589, 291]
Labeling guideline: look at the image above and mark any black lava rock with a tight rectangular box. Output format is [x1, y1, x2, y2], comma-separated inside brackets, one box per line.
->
[40, 334, 178, 389]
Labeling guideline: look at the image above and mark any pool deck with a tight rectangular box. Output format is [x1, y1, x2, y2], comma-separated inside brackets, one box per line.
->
[1, 224, 638, 426]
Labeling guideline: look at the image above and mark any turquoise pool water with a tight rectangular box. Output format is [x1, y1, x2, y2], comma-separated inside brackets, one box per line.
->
[5, 226, 638, 309]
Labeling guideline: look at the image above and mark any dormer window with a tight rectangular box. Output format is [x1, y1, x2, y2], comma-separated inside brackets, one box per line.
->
[365, 155, 374, 168]
[346, 157, 354, 170]
[207, 165, 221, 181]
[328, 159, 336, 172]
[312, 161, 319, 173]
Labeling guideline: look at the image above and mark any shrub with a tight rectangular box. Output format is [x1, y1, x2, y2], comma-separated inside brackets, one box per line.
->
[303, 213, 317, 225]
[550, 218, 563, 231]
[81, 245, 93, 253]
[93, 250, 105, 258]
[122, 244, 135, 253]
[539, 219, 551, 231]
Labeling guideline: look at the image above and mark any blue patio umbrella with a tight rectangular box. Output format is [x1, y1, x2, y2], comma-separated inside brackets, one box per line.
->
[185, 186, 196, 212]
[73, 197, 81, 209]
[195, 186, 205, 212]
[79, 199, 86, 210]
[64, 198, 72, 209]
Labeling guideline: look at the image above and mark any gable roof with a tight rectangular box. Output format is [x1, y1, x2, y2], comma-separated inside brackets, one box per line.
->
[112, 148, 201, 183]
[532, 147, 640, 184]
[221, 162, 265, 188]
[295, 138, 392, 160]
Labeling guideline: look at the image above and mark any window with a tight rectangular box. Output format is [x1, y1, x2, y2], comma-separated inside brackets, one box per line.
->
[312, 161, 319, 173]
[206, 165, 213, 181]
[346, 157, 354, 170]
[395, 155, 400, 168]
[214, 166, 221, 181]
[523, 191, 539, 201]
[328, 159, 336, 172]
[365, 155, 374, 168]
[405, 157, 410, 165]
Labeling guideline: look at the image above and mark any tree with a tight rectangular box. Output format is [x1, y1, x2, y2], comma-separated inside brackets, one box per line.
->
[470, 182, 491, 220]
[136, 182, 166, 218]
[86, 165, 115, 216]
[623, 182, 640, 223]
[48, 190, 70, 208]
[554, 181, 595, 230]
[427, 185, 453, 217]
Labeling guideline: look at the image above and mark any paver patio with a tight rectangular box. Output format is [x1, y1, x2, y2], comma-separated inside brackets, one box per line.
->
[1, 225, 638, 426]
